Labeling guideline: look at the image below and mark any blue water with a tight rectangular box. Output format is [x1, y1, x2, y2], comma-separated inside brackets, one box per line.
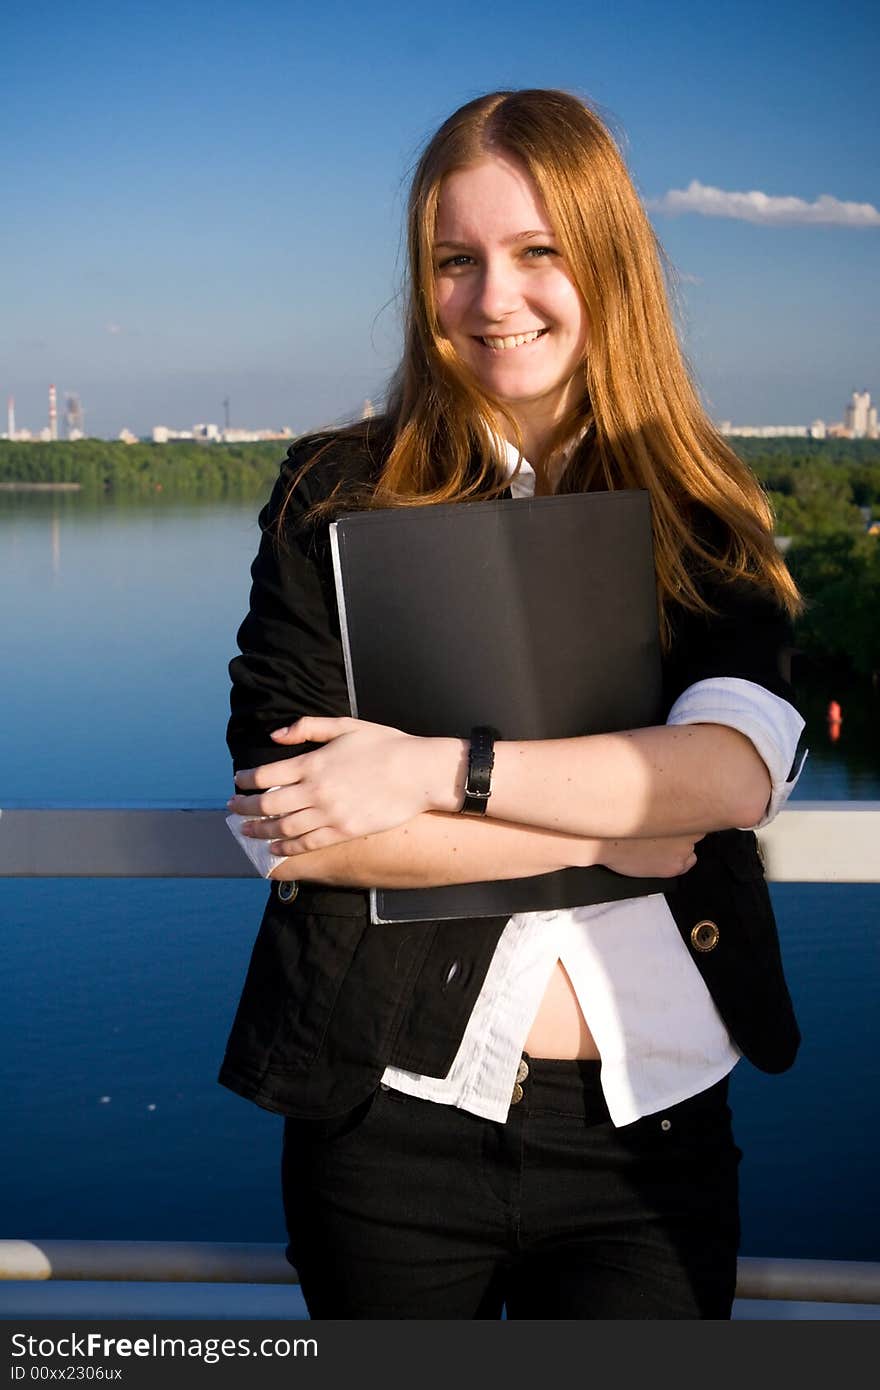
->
[1, 491, 879, 1270]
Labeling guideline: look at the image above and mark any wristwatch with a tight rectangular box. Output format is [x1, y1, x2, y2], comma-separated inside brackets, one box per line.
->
[459, 726, 499, 815]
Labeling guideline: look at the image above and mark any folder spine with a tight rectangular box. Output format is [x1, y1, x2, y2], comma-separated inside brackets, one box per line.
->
[329, 521, 360, 720]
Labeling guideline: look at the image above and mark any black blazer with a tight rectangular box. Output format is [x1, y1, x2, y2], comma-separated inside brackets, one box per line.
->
[218, 430, 802, 1119]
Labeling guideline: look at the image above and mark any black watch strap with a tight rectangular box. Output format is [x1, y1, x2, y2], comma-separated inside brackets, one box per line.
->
[460, 726, 498, 815]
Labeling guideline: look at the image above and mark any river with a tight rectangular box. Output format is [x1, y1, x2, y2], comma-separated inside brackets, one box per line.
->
[1, 491, 878, 1277]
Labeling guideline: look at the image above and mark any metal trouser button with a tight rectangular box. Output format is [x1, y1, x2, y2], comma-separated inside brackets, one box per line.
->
[690, 918, 719, 952]
[277, 880, 299, 904]
[516, 1058, 529, 1084]
[510, 1082, 524, 1105]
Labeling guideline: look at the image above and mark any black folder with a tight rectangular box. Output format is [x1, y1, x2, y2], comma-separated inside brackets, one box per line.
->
[329, 490, 667, 922]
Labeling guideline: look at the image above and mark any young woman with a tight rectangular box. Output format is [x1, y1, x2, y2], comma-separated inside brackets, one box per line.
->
[221, 88, 807, 1319]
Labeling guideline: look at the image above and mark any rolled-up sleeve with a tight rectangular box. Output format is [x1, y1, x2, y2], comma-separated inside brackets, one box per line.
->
[667, 676, 808, 828]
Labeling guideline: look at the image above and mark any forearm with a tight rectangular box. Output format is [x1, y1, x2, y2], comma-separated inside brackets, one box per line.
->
[429, 723, 772, 838]
[269, 810, 603, 887]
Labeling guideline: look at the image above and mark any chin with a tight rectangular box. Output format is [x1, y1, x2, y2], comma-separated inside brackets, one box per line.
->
[482, 376, 557, 403]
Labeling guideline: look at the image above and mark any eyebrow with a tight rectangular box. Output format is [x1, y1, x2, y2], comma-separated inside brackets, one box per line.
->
[433, 229, 556, 249]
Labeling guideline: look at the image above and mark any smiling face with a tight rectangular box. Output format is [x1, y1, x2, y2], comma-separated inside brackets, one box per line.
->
[432, 153, 590, 457]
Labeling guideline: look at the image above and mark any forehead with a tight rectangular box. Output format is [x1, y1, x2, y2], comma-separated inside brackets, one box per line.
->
[434, 154, 554, 242]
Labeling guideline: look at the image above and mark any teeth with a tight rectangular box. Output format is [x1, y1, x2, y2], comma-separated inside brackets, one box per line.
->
[481, 329, 545, 350]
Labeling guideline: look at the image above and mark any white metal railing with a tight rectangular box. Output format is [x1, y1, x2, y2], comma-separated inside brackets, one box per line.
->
[1, 1240, 879, 1307]
[0, 801, 878, 881]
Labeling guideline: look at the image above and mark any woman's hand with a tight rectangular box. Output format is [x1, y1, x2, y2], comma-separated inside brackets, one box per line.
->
[598, 833, 705, 879]
[226, 716, 465, 855]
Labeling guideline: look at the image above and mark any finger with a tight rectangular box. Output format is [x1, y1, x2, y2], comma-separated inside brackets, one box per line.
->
[269, 723, 309, 742]
[243, 808, 325, 841]
[269, 825, 348, 856]
[234, 759, 305, 792]
[227, 784, 309, 816]
[270, 716, 357, 745]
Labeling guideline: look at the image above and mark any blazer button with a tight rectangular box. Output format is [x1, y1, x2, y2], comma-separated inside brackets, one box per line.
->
[277, 880, 299, 904]
[443, 960, 461, 987]
[690, 919, 720, 952]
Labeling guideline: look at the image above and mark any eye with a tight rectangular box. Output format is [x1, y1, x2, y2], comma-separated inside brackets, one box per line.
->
[524, 245, 558, 259]
[436, 253, 474, 270]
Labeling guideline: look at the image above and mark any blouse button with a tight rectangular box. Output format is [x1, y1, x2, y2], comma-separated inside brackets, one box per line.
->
[690, 919, 720, 952]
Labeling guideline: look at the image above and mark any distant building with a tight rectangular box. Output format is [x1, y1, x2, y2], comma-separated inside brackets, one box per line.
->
[844, 390, 871, 438]
[719, 424, 810, 438]
[118, 429, 139, 445]
[152, 426, 195, 443]
[221, 427, 295, 443]
[152, 423, 295, 444]
[718, 413, 874, 441]
[65, 392, 85, 439]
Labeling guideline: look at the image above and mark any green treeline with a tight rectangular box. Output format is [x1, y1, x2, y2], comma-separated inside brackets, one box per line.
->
[2, 436, 879, 679]
[735, 439, 880, 682]
[0, 439, 285, 498]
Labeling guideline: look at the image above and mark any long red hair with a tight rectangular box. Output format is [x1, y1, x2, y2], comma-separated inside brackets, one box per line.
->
[279, 88, 801, 642]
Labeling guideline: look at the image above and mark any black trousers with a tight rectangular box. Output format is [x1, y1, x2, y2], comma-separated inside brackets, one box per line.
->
[281, 1057, 741, 1319]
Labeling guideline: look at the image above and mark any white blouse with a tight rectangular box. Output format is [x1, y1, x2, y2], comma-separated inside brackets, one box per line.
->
[380, 445, 807, 1126]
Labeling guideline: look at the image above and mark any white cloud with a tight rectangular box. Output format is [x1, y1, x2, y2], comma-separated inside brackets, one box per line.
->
[647, 180, 880, 227]
[105, 322, 123, 335]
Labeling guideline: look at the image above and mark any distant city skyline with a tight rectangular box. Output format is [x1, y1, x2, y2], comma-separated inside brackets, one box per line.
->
[4, 385, 878, 445]
[2, 1, 877, 437]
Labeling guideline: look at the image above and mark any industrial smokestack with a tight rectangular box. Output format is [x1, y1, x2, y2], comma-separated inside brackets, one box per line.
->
[7, 395, 14, 439]
[49, 383, 58, 441]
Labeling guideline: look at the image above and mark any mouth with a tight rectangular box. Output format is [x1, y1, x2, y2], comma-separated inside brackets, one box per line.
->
[475, 327, 550, 351]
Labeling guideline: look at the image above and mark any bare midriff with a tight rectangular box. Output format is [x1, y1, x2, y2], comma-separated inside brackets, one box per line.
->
[524, 958, 601, 1060]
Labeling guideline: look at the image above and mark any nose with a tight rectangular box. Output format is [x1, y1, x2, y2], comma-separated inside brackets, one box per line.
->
[473, 257, 522, 323]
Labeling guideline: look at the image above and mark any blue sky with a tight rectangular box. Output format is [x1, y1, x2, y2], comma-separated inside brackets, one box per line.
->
[2, 0, 877, 437]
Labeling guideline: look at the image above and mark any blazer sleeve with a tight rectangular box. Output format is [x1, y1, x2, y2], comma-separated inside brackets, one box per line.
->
[225, 444, 352, 781]
[662, 570, 799, 712]
[661, 570, 809, 825]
